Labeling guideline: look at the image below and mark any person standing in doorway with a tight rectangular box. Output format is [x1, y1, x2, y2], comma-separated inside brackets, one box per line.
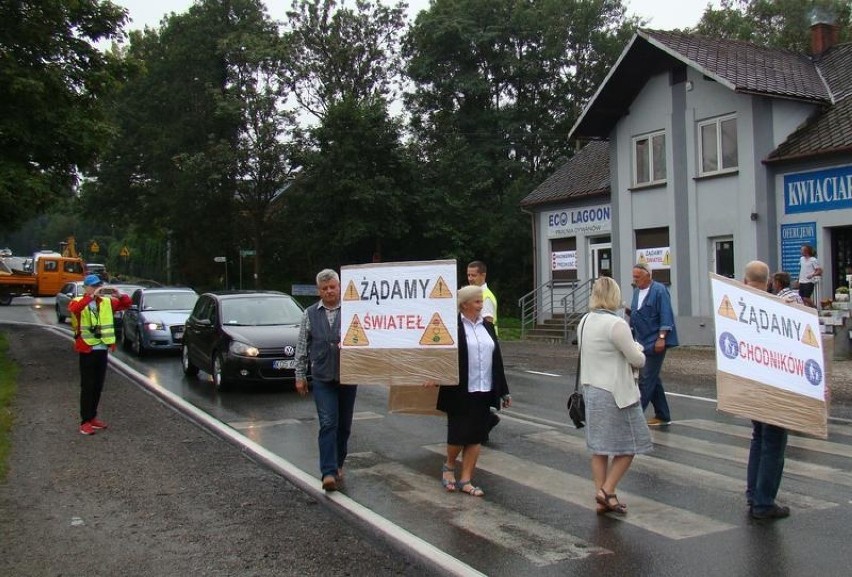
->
[743, 260, 790, 519]
[68, 275, 131, 435]
[294, 269, 358, 492]
[796, 244, 822, 306]
[628, 262, 678, 426]
[466, 260, 501, 438]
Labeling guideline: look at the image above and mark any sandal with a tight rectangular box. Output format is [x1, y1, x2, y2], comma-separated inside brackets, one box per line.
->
[458, 480, 485, 497]
[595, 488, 627, 514]
[441, 464, 457, 492]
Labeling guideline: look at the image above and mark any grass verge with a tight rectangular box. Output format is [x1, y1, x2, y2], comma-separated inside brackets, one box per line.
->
[0, 333, 18, 480]
[498, 317, 522, 341]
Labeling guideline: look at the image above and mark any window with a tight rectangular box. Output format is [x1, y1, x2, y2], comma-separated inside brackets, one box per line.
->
[633, 131, 666, 186]
[698, 115, 737, 176]
[551, 238, 577, 282]
[635, 227, 671, 284]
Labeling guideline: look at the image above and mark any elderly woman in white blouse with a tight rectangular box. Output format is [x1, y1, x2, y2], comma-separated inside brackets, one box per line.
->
[434, 285, 510, 497]
[578, 276, 650, 514]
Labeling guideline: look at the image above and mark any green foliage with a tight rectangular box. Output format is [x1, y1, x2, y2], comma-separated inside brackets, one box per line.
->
[693, 0, 852, 52]
[0, 0, 128, 232]
[0, 333, 18, 480]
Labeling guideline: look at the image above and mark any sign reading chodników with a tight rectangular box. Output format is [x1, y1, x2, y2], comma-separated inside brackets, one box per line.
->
[340, 260, 459, 388]
[709, 273, 828, 438]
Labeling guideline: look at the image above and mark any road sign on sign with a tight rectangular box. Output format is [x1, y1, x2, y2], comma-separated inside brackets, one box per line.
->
[89, 241, 100, 254]
[240, 249, 256, 257]
[214, 256, 226, 263]
[119, 246, 130, 257]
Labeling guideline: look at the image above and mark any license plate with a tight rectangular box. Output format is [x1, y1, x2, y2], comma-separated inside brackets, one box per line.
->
[273, 359, 296, 370]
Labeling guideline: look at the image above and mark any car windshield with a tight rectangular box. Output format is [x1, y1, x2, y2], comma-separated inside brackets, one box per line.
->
[142, 292, 198, 311]
[220, 296, 303, 326]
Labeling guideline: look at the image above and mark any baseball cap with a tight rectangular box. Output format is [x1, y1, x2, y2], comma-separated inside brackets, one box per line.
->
[83, 274, 104, 287]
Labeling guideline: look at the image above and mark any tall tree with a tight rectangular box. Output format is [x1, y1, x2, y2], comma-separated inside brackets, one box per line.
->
[693, 0, 852, 52]
[404, 0, 638, 305]
[0, 0, 127, 232]
[285, 0, 408, 120]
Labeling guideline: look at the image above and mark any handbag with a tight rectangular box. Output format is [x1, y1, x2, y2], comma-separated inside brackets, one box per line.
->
[567, 315, 587, 429]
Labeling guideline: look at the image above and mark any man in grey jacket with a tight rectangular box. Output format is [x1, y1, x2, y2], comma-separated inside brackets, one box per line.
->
[295, 269, 357, 491]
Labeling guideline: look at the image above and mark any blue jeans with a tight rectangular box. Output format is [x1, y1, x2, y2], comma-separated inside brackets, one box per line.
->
[746, 421, 788, 511]
[639, 351, 671, 421]
[312, 379, 358, 478]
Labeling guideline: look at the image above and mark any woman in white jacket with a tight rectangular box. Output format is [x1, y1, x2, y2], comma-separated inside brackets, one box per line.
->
[578, 276, 651, 514]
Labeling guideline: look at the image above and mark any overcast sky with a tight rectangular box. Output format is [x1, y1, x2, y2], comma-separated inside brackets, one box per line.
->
[114, 0, 717, 33]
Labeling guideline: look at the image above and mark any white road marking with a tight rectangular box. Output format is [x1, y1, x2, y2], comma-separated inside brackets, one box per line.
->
[528, 430, 837, 512]
[677, 419, 852, 459]
[650, 429, 852, 488]
[423, 445, 736, 540]
[229, 418, 301, 430]
[524, 370, 562, 377]
[355, 459, 610, 565]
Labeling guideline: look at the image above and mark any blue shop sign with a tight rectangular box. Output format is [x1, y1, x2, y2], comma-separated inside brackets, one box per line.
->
[780, 222, 816, 277]
[784, 165, 852, 214]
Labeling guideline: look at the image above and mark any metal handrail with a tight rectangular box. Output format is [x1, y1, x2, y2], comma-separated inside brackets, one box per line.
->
[560, 279, 594, 339]
[518, 279, 590, 341]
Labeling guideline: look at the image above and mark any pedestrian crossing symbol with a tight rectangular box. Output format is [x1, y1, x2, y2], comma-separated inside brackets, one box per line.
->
[717, 295, 737, 320]
[343, 280, 360, 301]
[419, 313, 454, 345]
[428, 276, 453, 299]
[343, 315, 369, 346]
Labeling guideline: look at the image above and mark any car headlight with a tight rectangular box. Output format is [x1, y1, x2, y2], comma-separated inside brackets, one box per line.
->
[145, 322, 164, 331]
[230, 341, 259, 357]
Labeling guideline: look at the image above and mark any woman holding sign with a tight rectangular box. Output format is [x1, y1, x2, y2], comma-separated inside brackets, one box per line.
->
[435, 285, 510, 497]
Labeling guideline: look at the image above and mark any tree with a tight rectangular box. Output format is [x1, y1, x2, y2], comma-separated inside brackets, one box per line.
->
[285, 0, 408, 121]
[0, 0, 127, 232]
[403, 0, 639, 306]
[693, 0, 852, 52]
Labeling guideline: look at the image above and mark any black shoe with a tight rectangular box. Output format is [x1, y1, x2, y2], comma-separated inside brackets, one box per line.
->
[750, 504, 790, 520]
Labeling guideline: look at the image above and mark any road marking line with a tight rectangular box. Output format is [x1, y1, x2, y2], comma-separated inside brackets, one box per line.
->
[650, 429, 852, 488]
[528, 430, 837, 512]
[524, 370, 562, 377]
[229, 418, 301, 430]
[423, 445, 736, 540]
[676, 419, 852, 458]
[354, 460, 609, 565]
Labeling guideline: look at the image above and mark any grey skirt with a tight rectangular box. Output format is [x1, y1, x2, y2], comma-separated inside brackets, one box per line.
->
[583, 384, 653, 456]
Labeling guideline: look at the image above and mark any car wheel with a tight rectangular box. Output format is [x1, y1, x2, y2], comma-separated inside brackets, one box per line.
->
[132, 331, 145, 357]
[56, 304, 66, 324]
[212, 353, 227, 391]
[182, 345, 199, 377]
[0, 292, 12, 306]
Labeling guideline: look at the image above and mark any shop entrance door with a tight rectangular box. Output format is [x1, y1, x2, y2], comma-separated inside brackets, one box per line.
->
[712, 237, 735, 278]
[590, 240, 612, 278]
[830, 226, 852, 293]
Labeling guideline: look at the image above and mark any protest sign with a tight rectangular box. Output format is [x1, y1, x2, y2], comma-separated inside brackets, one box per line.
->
[710, 273, 828, 438]
[340, 260, 459, 389]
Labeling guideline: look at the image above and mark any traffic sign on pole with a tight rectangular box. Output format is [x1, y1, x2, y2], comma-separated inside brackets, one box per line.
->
[213, 256, 226, 263]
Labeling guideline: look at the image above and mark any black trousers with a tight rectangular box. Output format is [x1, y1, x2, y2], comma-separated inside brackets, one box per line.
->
[79, 349, 109, 424]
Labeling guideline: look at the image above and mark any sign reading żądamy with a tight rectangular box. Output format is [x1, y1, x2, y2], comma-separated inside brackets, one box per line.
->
[340, 260, 459, 387]
[709, 273, 828, 438]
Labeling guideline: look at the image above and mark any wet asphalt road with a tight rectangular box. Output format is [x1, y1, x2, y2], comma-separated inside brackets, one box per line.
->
[12, 296, 852, 576]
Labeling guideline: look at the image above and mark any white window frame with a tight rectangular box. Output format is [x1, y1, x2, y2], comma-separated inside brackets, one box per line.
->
[698, 114, 738, 176]
[632, 130, 667, 187]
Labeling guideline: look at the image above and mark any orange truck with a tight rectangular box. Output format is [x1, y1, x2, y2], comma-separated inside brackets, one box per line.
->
[0, 254, 86, 306]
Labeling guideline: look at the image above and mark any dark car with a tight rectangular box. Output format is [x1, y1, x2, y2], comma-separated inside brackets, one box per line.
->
[181, 291, 304, 390]
[121, 287, 198, 356]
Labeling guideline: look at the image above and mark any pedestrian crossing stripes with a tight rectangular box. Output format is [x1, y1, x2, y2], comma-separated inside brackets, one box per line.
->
[353, 458, 611, 565]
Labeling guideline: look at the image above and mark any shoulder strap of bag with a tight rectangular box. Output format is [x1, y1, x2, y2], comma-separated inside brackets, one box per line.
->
[574, 314, 588, 393]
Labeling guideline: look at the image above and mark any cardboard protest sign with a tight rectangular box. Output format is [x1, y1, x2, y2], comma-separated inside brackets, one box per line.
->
[710, 273, 828, 438]
[340, 260, 459, 390]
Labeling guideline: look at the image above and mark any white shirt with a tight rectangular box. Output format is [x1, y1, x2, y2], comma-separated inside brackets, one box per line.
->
[480, 282, 496, 321]
[798, 256, 821, 282]
[462, 315, 494, 393]
[636, 286, 650, 310]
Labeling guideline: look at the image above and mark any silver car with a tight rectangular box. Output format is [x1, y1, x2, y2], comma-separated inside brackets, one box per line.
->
[55, 282, 142, 336]
[121, 287, 198, 356]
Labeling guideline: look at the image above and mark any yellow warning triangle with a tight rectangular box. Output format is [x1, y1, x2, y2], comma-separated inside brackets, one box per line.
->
[429, 276, 453, 299]
[343, 280, 360, 301]
[801, 324, 819, 348]
[638, 253, 647, 264]
[717, 295, 737, 320]
[343, 315, 369, 346]
[663, 250, 671, 266]
[419, 313, 455, 346]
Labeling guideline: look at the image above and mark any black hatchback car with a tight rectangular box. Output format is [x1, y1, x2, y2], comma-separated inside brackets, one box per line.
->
[181, 291, 305, 390]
